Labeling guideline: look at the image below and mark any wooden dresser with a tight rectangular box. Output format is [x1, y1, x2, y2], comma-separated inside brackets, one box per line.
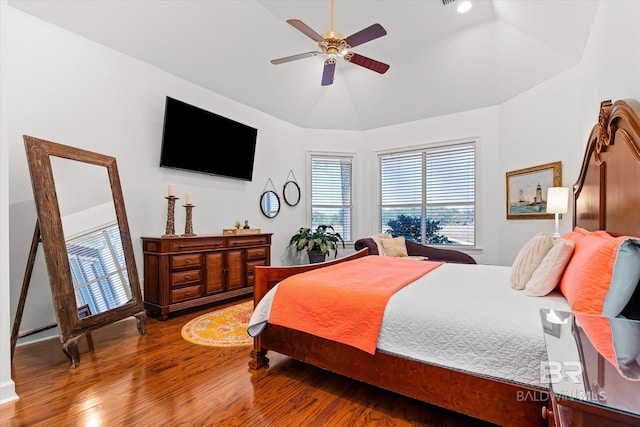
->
[141, 233, 271, 319]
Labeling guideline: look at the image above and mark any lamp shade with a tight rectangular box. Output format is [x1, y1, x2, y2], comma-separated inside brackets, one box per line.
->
[546, 187, 569, 214]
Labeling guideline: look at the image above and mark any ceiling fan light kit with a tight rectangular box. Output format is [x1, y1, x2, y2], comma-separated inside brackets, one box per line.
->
[271, 0, 389, 86]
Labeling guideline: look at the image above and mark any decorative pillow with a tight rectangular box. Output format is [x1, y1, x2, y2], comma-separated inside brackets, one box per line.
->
[561, 226, 590, 243]
[380, 236, 409, 257]
[559, 233, 640, 317]
[370, 233, 393, 256]
[511, 233, 554, 290]
[524, 238, 575, 296]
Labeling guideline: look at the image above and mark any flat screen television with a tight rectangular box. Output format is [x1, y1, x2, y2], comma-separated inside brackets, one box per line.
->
[160, 96, 258, 181]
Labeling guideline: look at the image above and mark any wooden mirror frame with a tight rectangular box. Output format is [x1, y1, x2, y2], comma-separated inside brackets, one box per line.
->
[22, 135, 146, 367]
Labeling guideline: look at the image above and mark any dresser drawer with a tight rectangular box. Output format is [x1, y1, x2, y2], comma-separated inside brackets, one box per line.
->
[171, 254, 201, 270]
[171, 269, 201, 286]
[246, 259, 267, 285]
[227, 236, 269, 247]
[246, 247, 267, 260]
[170, 285, 201, 303]
[169, 238, 225, 252]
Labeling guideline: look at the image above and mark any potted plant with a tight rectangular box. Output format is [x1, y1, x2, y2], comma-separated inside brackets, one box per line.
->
[289, 225, 345, 263]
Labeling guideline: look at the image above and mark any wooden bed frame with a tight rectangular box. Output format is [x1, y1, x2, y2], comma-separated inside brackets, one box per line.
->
[249, 99, 640, 427]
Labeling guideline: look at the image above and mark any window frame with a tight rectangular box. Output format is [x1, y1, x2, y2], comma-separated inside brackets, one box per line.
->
[376, 138, 477, 248]
[306, 151, 356, 244]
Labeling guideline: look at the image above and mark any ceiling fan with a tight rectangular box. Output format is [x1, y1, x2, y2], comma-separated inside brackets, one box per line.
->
[270, 0, 390, 86]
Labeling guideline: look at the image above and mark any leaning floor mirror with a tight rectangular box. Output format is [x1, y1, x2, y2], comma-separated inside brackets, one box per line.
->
[20, 136, 146, 367]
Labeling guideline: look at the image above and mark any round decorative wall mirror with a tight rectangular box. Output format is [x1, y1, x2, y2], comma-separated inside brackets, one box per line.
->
[260, 190, 280, 218]
[283, 180, 301, 206]
[282, 170, 301, 207]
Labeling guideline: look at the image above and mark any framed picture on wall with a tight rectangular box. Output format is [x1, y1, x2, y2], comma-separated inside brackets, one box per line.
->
[506, 161, 561, 220]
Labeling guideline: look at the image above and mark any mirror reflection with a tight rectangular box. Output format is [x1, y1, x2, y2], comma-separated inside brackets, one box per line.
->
[50, 157, 132, 317]
[283, 180, 301, 206]
[260, 190, 280, 218]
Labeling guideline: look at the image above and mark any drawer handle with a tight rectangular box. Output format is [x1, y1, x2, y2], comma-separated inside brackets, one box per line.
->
[541, 406, 553, 420]
[185, 275, 190, 280]
[178, 244, 184, 249]
[184, 291, 190, 296]
[185, 259, 190, 264]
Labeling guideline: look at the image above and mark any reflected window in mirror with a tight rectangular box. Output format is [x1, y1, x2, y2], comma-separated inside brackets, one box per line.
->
[67, 222, 132, 316]
[260, 190, 280, 218]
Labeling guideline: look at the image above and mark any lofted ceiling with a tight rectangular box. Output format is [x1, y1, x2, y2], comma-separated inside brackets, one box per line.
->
[8, 0, 599, 131]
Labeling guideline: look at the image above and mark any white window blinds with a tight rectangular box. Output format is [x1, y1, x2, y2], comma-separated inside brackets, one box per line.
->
[67, 223, 132, 315]
[310, 155, 353, 241]
[379, 142, 475, 246]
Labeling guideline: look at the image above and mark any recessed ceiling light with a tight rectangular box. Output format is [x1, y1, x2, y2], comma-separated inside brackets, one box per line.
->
[457, 1, 472, 13]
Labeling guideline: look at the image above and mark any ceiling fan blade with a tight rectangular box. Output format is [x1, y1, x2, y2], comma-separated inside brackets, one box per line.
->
[271, 52, 319, 65]
[287, 19, 325, 43]
[321, 59, 337, 86]
[345, 52, 390, 74]
[344, 23, 387, 48]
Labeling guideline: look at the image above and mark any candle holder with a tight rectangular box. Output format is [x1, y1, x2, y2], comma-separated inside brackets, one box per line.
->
[162, 196, 179, 237]
[182, 204, 197, 237]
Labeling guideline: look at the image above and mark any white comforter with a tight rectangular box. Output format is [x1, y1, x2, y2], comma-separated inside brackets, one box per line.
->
[248, 262, 571, 387]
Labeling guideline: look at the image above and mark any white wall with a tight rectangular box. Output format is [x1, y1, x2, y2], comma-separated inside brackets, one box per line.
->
[2, 0, 640, 404]
[498, 68, 584, 264]
[497, 0, 640, 264]
[0, 0, 19, 406]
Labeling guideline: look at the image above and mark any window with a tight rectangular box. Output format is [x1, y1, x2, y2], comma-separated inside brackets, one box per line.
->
[309, 154, 353, 242]
[67, 223, 132, 315]
[379, 141, 476, 246]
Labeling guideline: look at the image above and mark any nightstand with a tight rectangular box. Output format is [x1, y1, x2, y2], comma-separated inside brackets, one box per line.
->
[540, 309, 640, 427]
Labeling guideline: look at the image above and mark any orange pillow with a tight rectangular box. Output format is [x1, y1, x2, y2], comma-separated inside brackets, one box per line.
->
[559, 232, 640, 316]
[561, 226, 590, 243]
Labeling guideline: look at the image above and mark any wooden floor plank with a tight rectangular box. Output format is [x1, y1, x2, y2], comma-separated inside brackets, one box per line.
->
[2, 298, 497, 426]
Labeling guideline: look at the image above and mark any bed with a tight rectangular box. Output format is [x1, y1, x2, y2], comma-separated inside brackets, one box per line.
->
[248, 98, 640, 427]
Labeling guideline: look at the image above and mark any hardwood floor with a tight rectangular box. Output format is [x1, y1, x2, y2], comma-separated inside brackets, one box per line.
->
[2, 298, 496, 427]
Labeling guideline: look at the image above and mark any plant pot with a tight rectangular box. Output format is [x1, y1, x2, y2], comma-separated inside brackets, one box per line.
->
[308, 250, 326, 264]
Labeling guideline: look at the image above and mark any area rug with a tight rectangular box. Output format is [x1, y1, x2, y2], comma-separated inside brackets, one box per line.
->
[181, 300, 253, 347]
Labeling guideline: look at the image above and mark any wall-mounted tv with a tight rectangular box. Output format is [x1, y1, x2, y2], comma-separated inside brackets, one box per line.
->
[160, 96, 258, 181]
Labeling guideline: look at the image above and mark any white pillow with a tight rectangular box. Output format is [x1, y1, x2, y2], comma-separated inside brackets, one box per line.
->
[371, 233, 393, 256]
[380, 236, 409, 257]
[511, 232, 554, 290]
[524, 238, 575, 296]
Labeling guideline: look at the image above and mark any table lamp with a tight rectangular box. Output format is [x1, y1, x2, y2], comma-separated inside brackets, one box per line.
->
[546, 187, 569, 239]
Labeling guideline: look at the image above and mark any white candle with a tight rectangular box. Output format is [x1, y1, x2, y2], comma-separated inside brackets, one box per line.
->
[167, 184, 176, 197]
[185, 192, 193, 205]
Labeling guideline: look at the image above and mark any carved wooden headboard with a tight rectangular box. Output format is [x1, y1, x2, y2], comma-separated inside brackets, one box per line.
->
[574, 99, 640, 237]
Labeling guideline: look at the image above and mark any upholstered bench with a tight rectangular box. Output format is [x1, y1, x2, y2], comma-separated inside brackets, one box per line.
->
[354, 234, 476, 264]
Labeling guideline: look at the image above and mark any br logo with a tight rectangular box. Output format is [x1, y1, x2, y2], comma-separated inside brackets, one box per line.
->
[540, 361, 583, 384]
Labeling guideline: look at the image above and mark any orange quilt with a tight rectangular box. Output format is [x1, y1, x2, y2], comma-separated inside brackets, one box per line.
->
[268, 256, 444, 354]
